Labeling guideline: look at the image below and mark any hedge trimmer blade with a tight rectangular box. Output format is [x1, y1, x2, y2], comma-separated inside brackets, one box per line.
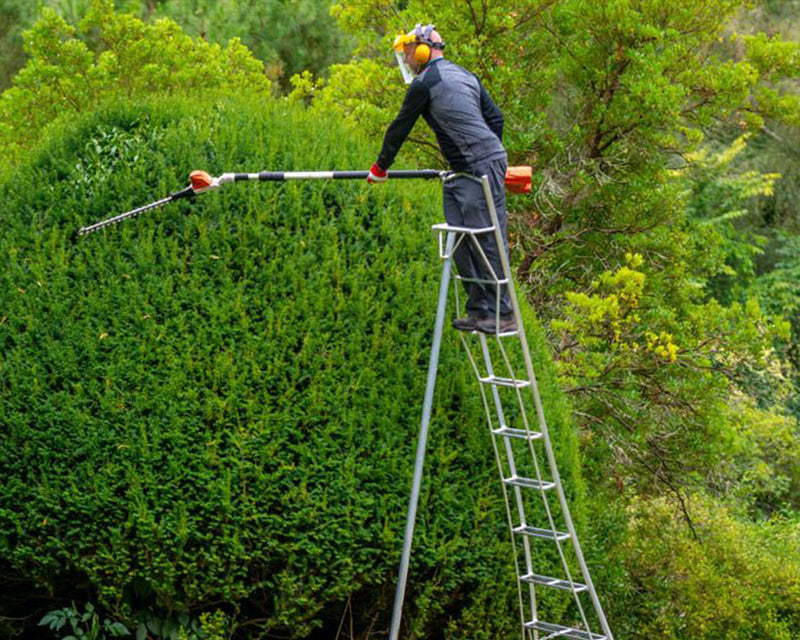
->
[77, 194, 178, 237]
[76, 171, 214, 237]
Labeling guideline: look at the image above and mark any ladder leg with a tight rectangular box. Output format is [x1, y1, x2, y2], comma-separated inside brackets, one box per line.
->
[388, 232, 456, 640]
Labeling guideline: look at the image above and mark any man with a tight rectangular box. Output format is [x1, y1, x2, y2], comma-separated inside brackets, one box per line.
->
[367, 24, 515, 334]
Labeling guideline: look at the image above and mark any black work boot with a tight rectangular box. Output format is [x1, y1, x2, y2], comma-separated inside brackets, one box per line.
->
[476, 314, 517, 335]
[452, 315, 484, 332]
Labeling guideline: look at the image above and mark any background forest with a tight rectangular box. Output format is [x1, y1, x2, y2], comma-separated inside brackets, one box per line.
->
[1, 0, 799, 639]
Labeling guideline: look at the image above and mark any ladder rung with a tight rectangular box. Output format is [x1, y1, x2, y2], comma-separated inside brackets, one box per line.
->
[513, 525, 570, 542]
[525, 620, 606, 640]
[432, 222, 496, 235]
[454, 275, 509, 285]
[503, 476, 555, 491]
[520, 573, 588, 592]
[491, 426, 542, 441]
[479, 375, 530, 388]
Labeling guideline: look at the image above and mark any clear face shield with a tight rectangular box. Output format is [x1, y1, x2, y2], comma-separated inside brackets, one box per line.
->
[394, 49, 415, 84]
[392, 32, 418, 84]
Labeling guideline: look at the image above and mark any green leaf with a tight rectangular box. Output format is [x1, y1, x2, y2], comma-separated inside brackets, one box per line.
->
[38, 613, 56, 626]
[106, 621, 130, 636]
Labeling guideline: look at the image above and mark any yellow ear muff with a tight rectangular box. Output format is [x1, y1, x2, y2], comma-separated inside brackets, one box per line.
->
[413, 43, 431, 64]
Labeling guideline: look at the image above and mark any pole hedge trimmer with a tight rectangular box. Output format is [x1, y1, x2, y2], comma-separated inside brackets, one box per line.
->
[77, 167, 532, 237]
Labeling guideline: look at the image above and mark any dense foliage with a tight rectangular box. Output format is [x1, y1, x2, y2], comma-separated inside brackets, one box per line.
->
[0, 0, 349, 92]
[314, 0, 800, 504]
[2, 1, 800, 639]
[611, 495, 800, 639]
[294, 0, 800, 636]
[0, 0, 270, 172]
[0, 95, 587, 639]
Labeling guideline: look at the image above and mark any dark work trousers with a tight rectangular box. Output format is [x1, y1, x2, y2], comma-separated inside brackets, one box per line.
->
[442, 155, 513, 318]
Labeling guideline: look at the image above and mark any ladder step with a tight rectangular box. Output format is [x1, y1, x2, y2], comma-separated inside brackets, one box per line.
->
[454, 275, 510, 285]
[520, 573, 588, 592]
[524, 620, 606, 640]
[513, 525, 570, 542]
[479, 375, 530, 388]
[491, 426, 542, 441]
[503, 476, 555, 491]
[432, 222, 496, 235]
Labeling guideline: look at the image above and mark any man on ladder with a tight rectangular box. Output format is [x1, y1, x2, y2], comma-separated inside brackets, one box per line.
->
[367, 24, 516, 334]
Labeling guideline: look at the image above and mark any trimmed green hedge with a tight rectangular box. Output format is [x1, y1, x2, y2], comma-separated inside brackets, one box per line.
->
[0, 94, 588, 638]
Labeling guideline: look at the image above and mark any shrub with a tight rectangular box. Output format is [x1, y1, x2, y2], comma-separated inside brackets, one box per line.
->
[609, 494, 800, 640]
[0, 93, 587, 638]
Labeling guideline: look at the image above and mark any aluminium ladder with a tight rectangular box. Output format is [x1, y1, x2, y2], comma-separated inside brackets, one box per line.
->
[388, 173, 613, 640]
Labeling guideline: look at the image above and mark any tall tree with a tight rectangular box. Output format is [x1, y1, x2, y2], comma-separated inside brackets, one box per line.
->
[300, 0, 800, 500]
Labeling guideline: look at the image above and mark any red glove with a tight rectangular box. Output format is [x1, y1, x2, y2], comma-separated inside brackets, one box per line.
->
[367, 163, 388, 184]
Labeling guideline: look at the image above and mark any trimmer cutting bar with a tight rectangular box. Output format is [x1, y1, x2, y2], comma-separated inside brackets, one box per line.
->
[77, 187, 195, 237]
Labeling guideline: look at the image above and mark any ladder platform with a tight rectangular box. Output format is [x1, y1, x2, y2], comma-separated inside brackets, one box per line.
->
[432, 222, 496, 236]
[520, 573, 588, 592]
[503, 476, 555, 491]
[524, 620, 606, 640]
[491, 426, 543, 441]
[513, 525, 570, 542]
[479, 375, 530, 388]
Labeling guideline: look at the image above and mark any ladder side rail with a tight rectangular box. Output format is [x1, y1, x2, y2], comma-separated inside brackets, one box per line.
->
[388, 232, 456, 640]
[452, 277, 534, 540]
[459, 269, 585, 635]
[450, 178, 596, 635]
[452, 188, 591, 633]
[478, 175, 614, 640]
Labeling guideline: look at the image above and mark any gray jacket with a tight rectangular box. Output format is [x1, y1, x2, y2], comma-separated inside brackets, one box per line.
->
[377, 58, 505, 173]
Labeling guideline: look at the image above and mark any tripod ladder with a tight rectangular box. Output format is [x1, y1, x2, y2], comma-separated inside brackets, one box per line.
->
[388, 174, 613, 640]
